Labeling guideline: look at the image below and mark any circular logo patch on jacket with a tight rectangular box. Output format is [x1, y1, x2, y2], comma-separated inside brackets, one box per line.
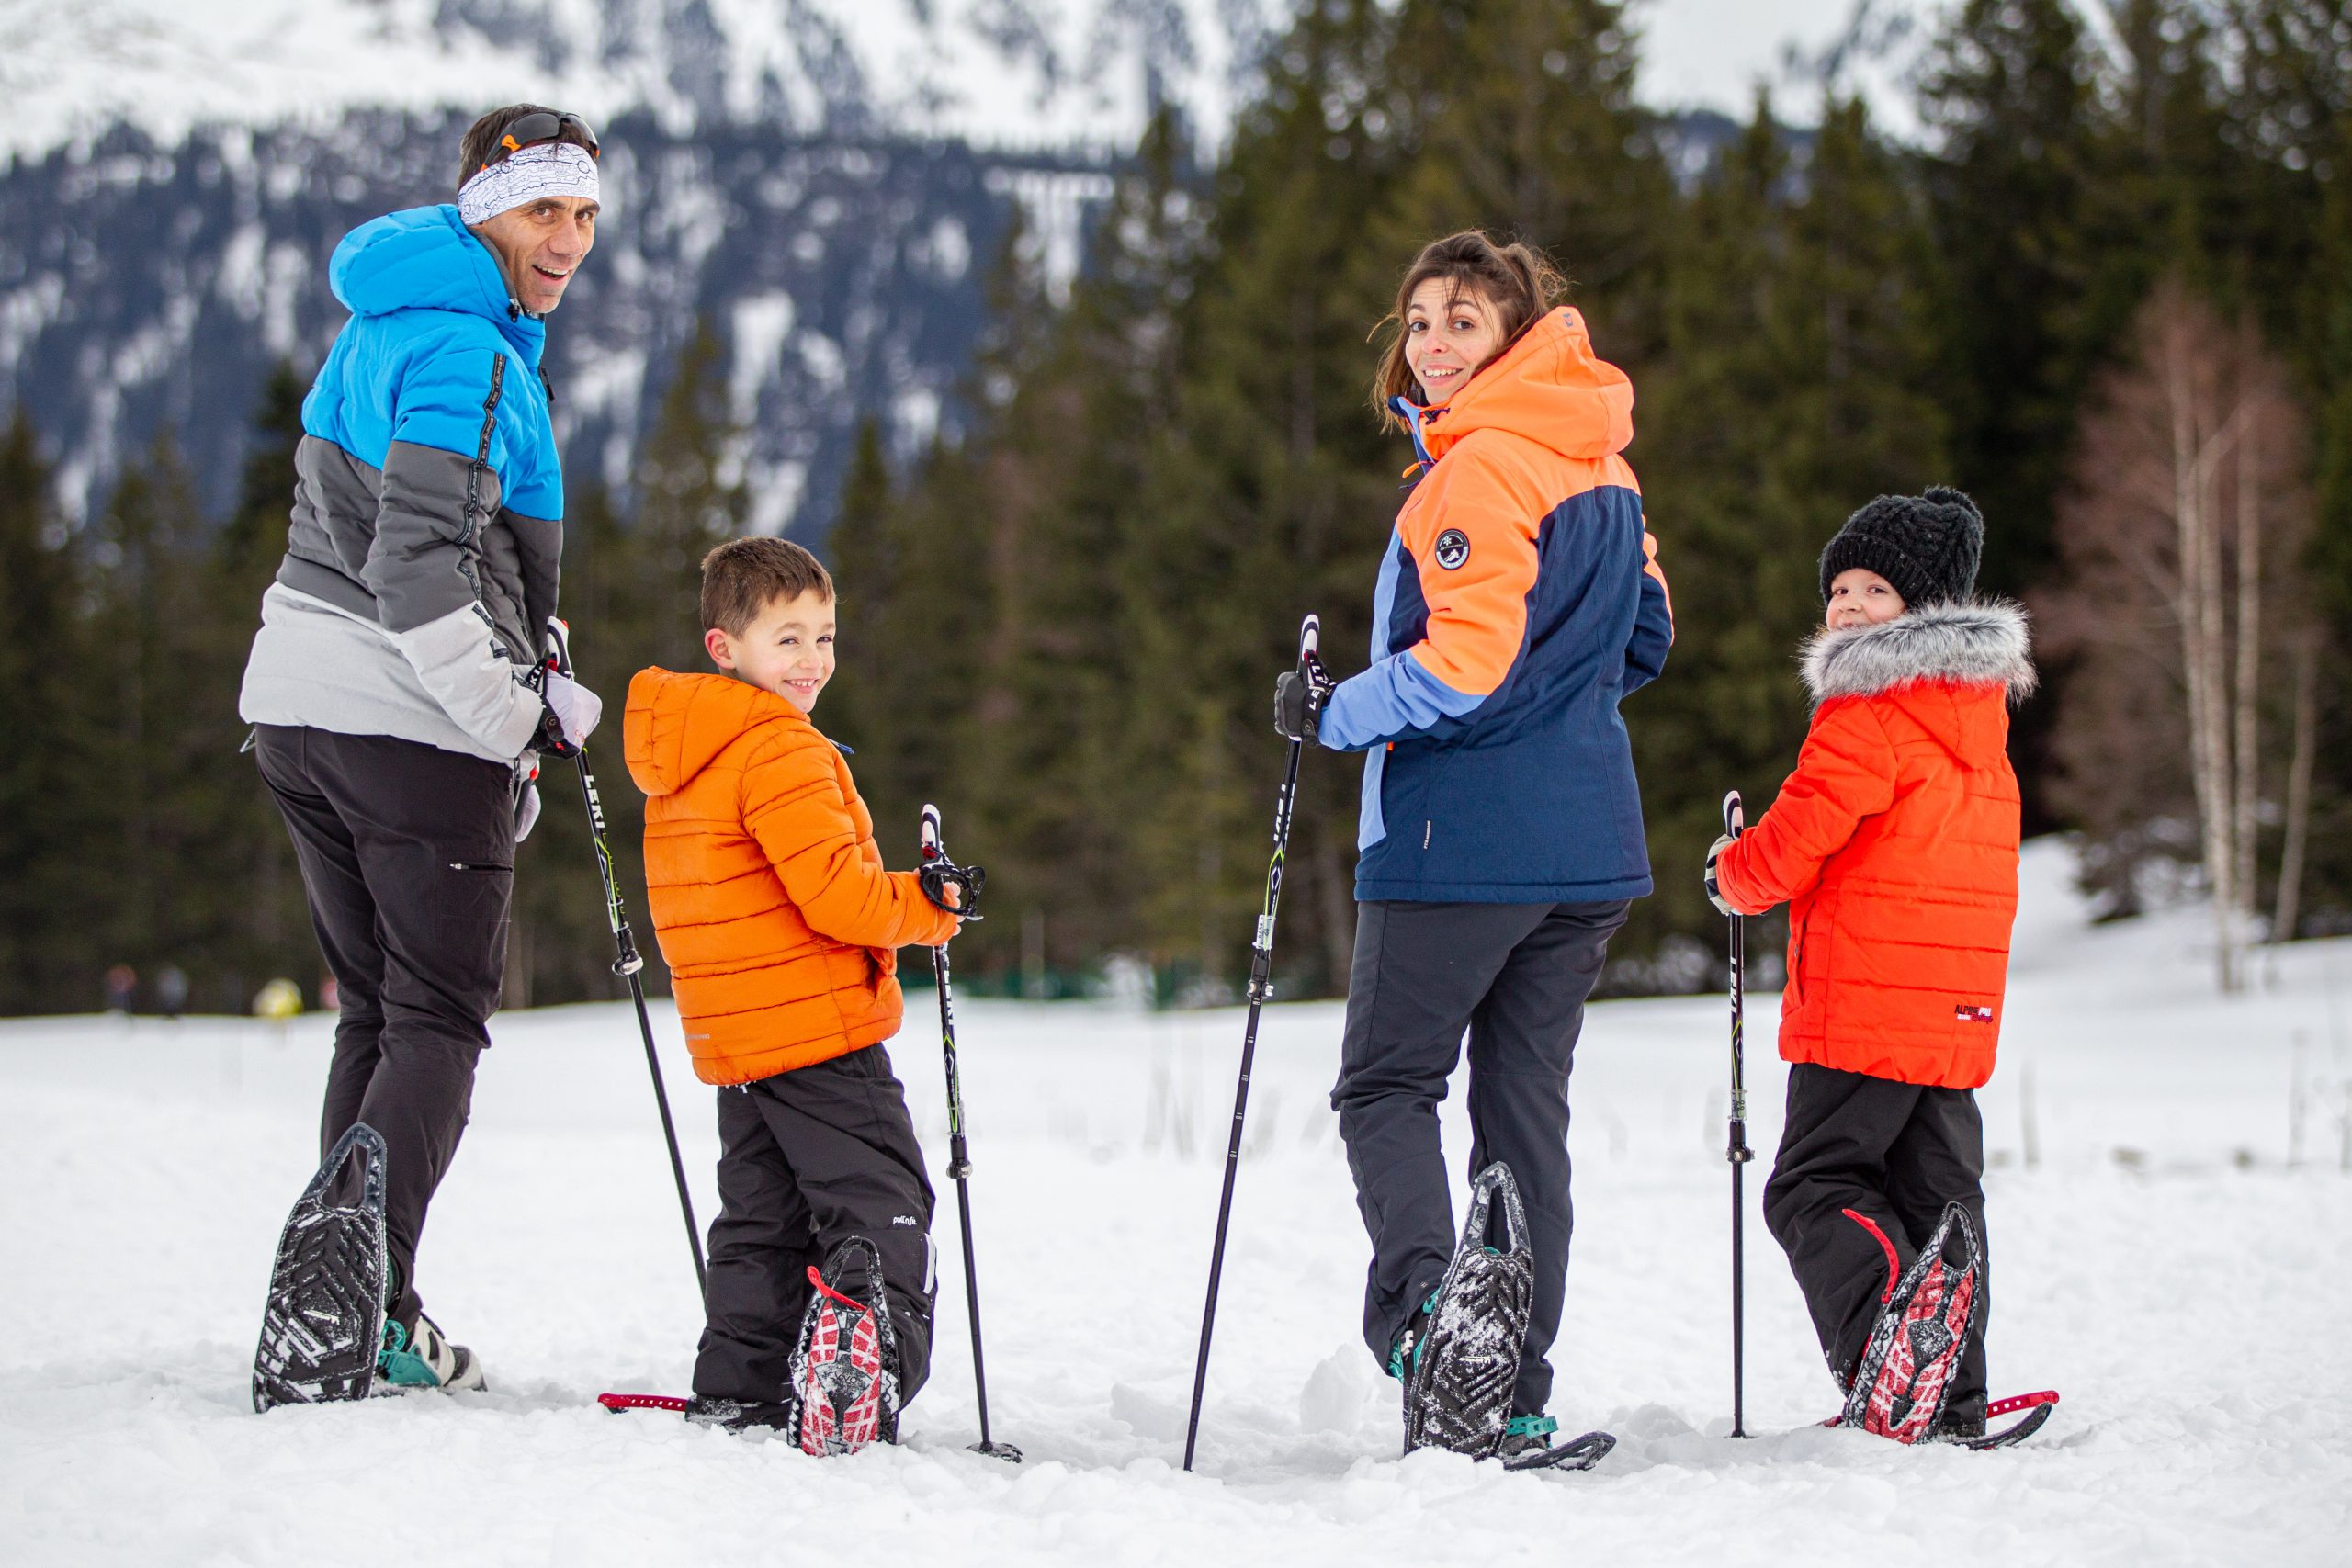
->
[1434, 529, 1471, 570]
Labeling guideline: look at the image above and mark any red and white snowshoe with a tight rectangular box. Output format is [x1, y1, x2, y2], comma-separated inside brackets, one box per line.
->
[790, 1237, 900, 1458]
[1838, 1202, 1982, 1444]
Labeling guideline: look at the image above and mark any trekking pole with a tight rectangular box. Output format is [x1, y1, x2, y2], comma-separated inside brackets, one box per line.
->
[1722, 789, 1751, 1438]
[1182, 613, 1322, 1472]
[546, 619, 706, 1302]
[920, 804, 1022, 1463]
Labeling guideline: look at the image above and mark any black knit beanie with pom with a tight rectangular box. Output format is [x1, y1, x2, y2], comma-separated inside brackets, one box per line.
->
[1818, 485, 1984, 607]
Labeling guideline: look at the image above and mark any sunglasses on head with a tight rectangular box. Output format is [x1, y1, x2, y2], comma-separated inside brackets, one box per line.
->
[480, 111, 600, 175]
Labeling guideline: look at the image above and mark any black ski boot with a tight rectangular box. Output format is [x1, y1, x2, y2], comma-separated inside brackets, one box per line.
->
[684, 1395, 797, 1433]
[253, 1123, 389, 1412]
[1402, 1162, 1534, 1459]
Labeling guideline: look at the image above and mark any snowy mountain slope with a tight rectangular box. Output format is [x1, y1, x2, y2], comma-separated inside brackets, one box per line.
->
[3, 840, 2347, 1564]
[0, 110, 1119, 528]
[0, 0, 1275, 164]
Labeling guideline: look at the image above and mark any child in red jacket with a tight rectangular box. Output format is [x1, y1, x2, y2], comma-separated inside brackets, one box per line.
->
[1706, 487, 2035, 1443]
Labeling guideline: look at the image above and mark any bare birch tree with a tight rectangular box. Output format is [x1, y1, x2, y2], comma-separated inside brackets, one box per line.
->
[2037, 276, 2314, 992]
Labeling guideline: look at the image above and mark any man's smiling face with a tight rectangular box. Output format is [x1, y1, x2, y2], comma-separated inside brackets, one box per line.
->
[471, 194, 598, 315]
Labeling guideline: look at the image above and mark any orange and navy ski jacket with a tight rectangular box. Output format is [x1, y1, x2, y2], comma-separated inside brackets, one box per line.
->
[1713, 603, 2035, 1089]
[1318, 308, 1671, 902]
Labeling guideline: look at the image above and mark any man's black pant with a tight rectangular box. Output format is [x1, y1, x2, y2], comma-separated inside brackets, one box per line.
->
[255, 725, 514, 1330]
[1762, 1063, 1990, 1424]
[1331, 898, 1627, 1417]
[694, 1045, 939, 1406]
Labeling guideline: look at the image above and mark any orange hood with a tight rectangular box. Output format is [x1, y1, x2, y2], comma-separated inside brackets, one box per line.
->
[1417, 307, 1634, 466]
[624, 667, 808, 799]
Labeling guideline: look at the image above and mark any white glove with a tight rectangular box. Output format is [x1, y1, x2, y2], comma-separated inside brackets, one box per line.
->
[1704, 833, 1737, 917]
[541, 668, 603, 750]
[514, 783, 542, 842]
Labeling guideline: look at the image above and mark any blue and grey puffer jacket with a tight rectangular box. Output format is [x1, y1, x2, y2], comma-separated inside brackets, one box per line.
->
[239, 205, 564, 762]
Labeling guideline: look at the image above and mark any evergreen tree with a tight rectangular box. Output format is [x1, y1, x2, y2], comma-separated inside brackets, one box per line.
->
[0, 415, 98, 1012]
[1631, 92, 1949, 976]
[1917, 0, 2120, 596]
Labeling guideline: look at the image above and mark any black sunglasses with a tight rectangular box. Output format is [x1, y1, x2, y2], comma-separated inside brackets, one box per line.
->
[480, 112, 600, 175]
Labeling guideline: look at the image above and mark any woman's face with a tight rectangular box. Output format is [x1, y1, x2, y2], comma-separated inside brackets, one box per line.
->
[1404, 278, 1508, 407]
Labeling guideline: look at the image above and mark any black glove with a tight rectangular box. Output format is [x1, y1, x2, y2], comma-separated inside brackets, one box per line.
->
[1273, 664, 1334, 743]
[920, 858, 986, 920]
[1704, 832, 1736, 917]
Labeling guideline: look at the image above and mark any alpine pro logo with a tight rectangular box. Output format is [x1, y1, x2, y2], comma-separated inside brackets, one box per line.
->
[1956, 1004, 1995, 1024]
[1433, 529, 1471, 570]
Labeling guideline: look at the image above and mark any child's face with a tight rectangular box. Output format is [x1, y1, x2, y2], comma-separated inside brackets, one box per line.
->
[1826, 568, 1905, 630]
[1404, 278, 1508, 407]
[705, 589, 836, 713]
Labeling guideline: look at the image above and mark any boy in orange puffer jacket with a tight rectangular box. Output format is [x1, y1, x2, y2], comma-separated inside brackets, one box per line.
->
[624, 537, 971, 1450]
[1705, 488, 2035, 1443]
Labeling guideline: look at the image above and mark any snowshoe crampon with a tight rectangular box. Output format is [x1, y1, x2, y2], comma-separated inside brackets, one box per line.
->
[1840, 1202, 1982, 1444]
[1403, 1162, 1535, 1459]
[791, 1237, 900, 1457]
[253, 1123, 390, 1412]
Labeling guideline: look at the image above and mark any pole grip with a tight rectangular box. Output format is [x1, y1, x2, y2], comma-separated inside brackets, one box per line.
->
[1298, 614, 1319, 659]
[921, 802, 943, 860]
[1722, 788, 1744, 839]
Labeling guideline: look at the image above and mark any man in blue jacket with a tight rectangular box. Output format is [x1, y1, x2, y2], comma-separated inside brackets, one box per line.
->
[239, 105, 607, 1393]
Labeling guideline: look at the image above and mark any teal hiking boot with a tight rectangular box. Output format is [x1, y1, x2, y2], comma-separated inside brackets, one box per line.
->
[376, 1313, 485, 1393]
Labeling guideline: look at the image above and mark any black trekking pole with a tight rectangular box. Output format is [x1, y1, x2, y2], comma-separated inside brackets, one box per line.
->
[920, 803, 1023, 1463]
[545, 619, 706, 1302]
[1182, 613, 1322, 1472]
[1722, 789, 1751, 1438]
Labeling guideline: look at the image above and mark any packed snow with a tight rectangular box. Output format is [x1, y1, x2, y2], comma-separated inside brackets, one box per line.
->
[4, 840, 2349, 1565]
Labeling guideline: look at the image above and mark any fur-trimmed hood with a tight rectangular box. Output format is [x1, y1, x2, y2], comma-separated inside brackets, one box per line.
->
[1801, 600, 2037, 707]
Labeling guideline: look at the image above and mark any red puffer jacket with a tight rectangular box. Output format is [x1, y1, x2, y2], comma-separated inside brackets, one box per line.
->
[1713, 602, 2036, 1089]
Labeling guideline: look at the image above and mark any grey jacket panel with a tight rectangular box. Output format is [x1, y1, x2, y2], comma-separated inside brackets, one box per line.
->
[270, 429, 556, 760]
[239, 584, 519, 763]
[365, 438, 506, 637]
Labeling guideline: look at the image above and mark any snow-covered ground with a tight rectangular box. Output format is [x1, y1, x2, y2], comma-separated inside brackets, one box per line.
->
[5, 841, 2349, 1565]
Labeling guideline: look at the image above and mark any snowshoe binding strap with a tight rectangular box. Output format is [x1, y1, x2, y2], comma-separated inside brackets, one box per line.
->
[1403, 1162, 1536, 1460]
[600, 1393, 690, 1414]
[251, 1123, 390, 1412]
[1839, 1202, 1983, 1445]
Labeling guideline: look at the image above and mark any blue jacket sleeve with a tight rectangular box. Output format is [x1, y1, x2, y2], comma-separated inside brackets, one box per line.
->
[1623, 527, 1672, 697]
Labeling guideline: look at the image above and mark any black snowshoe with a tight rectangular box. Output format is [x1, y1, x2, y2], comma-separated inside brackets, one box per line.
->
[252, 1122, 390, 1412]
[1402, 1162, 1536, 1459]
[788, 1236, 902, 1457]
[1840, 1201, 1983, 1445]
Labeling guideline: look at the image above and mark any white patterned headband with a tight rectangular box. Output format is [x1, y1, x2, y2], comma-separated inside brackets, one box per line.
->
[458, 141, 603, 226]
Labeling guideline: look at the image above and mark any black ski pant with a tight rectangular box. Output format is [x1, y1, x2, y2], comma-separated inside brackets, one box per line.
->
[255, 725, 514, 1331]
[1762, 1063, 1990, 1425]
[694, 1044, 939, 1407]
[1331, 898, 1627, 1417]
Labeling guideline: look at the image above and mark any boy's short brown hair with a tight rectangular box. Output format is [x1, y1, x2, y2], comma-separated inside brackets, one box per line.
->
[700, 536, 833, 636]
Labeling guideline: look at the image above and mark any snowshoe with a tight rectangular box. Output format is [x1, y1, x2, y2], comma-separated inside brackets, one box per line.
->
[1840, 1202, 1982, 1444]
[1402, 1162, 1535, 1460]
[1498, 1415, 1617, 1473]
[1939, 1391, 2058, 1450]
[375, 1312, 484, 1393]
[790, 1236, 901, 1457]
[252, 1122, 390, 1412]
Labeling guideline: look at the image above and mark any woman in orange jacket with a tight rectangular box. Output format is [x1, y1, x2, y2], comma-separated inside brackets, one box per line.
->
[1707, 486, 2035, 1442]
[1278, 231, 1671, 1461]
